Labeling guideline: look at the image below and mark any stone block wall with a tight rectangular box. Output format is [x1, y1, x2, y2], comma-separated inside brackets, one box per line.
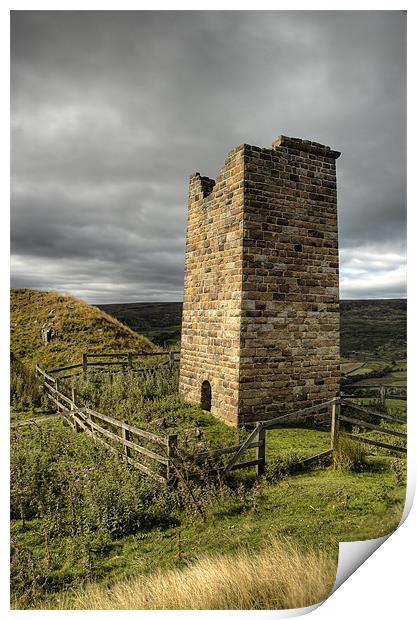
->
[179, 135, 341, 426]
[178, 146, 245, 425]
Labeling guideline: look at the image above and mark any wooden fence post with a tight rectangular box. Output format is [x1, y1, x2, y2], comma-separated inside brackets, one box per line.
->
[380, 385, 386, 407]
[127, 353, 133, 371]
[71, 387, 76, 408]
[82, 353, 88, 375]
[69, 387, 78, 431]
[255, 424, 266, 476]
[122, 419, 131, 460]
[330, 401, 340, 451]
[168, 351, 174, 370]
[167, 434, 178, 488]
[54, 377, 60, 412]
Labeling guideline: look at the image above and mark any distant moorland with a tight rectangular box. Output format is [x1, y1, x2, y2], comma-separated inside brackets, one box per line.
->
[98, 299, 407, 359]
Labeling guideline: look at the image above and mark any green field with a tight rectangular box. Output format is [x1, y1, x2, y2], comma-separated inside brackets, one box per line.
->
[11, 411, 405, 609]
[11, 363, 407, 609]
[10, 295, 407, 609]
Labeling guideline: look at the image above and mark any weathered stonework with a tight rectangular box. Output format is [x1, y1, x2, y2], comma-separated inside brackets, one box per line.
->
[179, 135, 341, 426]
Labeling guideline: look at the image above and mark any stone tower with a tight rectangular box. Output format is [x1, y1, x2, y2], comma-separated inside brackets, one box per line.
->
[179, 135, 341, 426]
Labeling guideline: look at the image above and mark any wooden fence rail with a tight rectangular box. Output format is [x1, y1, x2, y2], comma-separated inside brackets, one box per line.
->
[332, 400, 406, 456]
[35, 357, 407, 488]
[341, 384, 407, 403]
[35, 364, 177, 486]
[45, 350, 181, 379]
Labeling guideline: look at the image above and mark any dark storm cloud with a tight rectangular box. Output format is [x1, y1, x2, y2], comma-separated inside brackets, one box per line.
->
[11, 10, 406, 302]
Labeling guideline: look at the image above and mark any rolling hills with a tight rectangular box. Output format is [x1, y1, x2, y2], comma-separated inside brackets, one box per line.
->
[98, 299, 407, 359]
[10, 289, 156, 369]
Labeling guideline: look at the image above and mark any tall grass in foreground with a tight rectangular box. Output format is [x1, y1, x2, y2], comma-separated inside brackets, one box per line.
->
[333, 436, 367, 472]
[62, 539, 337, 610]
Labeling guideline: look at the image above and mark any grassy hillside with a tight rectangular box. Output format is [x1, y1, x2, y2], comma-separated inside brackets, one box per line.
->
[340, 299, 406, 360]
[11, 289, 156, 369]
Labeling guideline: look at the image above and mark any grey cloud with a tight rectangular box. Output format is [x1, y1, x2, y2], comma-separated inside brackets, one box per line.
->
[11, 11, 406, 302]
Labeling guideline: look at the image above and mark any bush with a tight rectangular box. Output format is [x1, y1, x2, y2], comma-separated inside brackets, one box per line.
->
[390, 458, 407, 485]
[265, 451, 306, 481]
[10, 354, 44, 409]
[10, 421, 180, 606]
[333, 436, 367, 472]
[11, 423, 177, 536]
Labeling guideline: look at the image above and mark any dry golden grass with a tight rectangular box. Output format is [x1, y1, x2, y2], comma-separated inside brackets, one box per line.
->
[62, 538, 337, 610]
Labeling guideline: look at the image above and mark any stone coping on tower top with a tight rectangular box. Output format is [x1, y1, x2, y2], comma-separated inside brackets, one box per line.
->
[272, 135, 341, 159]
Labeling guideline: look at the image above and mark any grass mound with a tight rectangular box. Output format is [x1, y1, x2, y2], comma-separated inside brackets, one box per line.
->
[61, 538, 337, 610]
[10, 288, 156, 369]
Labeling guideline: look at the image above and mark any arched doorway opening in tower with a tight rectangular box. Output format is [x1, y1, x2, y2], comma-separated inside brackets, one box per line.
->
[201, 380, 212, 412]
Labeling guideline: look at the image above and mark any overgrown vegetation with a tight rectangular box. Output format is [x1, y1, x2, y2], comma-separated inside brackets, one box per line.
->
[11, 353, 44, 410]
[69, 369, 237, 449]
[10, 422, 178, 608]
[10, 294, 407, 609]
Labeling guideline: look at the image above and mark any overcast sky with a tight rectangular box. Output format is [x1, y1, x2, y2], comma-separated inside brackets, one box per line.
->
[10, 10, 406, 303]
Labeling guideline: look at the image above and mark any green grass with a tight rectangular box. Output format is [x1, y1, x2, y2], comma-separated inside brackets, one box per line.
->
[10, 294, 408, 608]
[11, 445, 405, 609]
[10, 373, 407, 609]
[10, 405, 52, 423]
[265, 427, 330, 460]
[11, 288, 156, 370]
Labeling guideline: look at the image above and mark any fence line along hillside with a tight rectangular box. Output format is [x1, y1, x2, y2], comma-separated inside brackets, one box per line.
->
[44, 350, 181, 380]
[10, 288, 158, 371]
[35, 352, 407, 489]
[35, 363, 178, 485]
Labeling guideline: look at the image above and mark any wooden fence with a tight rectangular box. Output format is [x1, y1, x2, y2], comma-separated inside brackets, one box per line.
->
[36, 361, 268, 485]
[341, 383, 407, 404]
[332, 399, 407, 455]
[35, 364, 177, 485]
[44, 350, 181, 380]
[35, 358, 407, 489]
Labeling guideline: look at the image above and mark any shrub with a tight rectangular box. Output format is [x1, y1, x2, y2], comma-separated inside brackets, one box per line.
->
[333, 436, 367, 472]
[10, 354, 44, 409]
[11, 423, 177, 537]
[390, 458, 407, 485]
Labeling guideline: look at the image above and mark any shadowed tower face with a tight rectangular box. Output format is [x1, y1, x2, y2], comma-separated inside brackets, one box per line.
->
[179, 135, 341, 427]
